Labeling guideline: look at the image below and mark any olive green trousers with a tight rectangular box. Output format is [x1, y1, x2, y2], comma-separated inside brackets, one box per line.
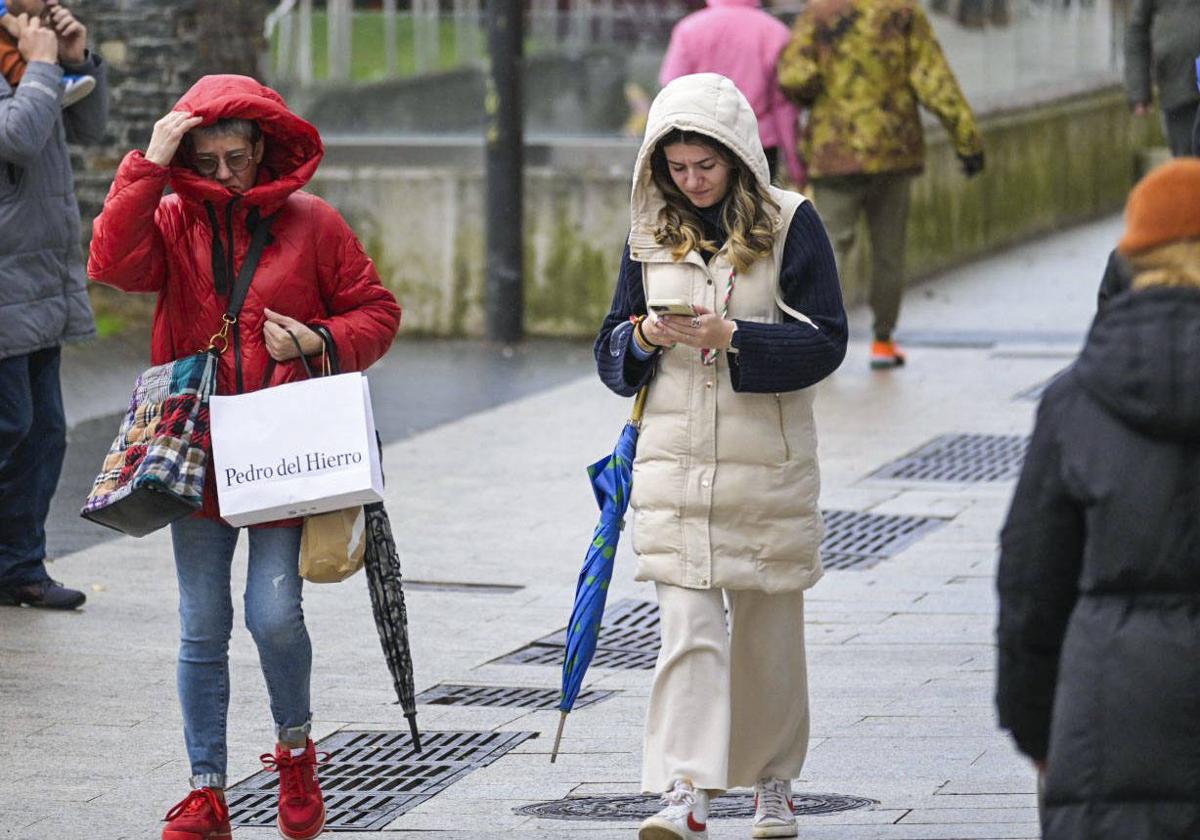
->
[813, 173, 913, 342]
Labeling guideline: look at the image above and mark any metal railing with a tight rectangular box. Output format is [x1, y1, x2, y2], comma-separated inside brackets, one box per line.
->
[264, 0, 689, 84]
[929, 0, 1127, 109]
[264, 0, 1127, 112]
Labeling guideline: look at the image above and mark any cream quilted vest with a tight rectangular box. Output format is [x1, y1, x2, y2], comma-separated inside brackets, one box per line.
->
[627, 74, 824, 593]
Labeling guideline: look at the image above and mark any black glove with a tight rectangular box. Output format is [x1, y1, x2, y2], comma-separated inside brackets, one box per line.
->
[959, 151, 985, 177]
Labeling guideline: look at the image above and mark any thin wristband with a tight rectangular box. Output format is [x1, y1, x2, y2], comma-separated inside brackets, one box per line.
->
[634, 317, 660, 354]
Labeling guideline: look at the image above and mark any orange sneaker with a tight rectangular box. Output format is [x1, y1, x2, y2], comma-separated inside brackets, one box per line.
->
[870, 340, 906, 369]
[162, 787, 232, 840]
[261, 740, 326, 840]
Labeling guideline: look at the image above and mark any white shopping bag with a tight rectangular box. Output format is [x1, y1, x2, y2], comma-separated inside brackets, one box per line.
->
[209, 372, 384, 527]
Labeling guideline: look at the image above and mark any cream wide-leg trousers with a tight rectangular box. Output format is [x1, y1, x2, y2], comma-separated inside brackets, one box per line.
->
[641, 582, 810, 794]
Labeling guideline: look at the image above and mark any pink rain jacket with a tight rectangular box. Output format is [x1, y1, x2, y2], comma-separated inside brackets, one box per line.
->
[659, 0, 804, 184]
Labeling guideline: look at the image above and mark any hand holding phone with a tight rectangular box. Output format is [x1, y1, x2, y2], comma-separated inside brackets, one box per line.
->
[651, 304, 735, 351]
[648, 298, 697, 318]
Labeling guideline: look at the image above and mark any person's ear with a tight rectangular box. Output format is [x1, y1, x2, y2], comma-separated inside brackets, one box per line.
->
[253, 137, 265, 164]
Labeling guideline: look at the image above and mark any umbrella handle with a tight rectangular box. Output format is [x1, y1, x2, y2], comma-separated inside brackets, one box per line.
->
[631, 386, 649, 427]
[406, 712, 422, 755]
[550, 711, 568, 764]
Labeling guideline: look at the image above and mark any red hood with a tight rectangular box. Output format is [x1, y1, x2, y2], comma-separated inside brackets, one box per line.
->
[167, 75, 324, 211]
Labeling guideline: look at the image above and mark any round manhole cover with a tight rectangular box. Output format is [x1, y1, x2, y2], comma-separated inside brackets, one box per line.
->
[515, 791, 877, 821]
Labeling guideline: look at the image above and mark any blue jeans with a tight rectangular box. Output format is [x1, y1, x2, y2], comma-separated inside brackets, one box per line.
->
[0, 347, 67, 587]
[171, 516, 312, 789]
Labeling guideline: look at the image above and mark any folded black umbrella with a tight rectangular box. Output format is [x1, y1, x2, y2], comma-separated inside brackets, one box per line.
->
[362, 501, 420, 752]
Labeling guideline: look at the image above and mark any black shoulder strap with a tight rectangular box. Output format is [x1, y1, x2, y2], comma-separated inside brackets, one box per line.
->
[226, 209, 277, 321]
[204, 202, 230, 296]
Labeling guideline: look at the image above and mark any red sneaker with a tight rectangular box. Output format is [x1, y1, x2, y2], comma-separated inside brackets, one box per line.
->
[162, 788, 232, 840]
[261, 740, 327, 840]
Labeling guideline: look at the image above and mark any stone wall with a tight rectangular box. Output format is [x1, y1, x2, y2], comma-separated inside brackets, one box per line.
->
[287, 48, 631, 137]
[68, 0, 270, 331]
[308, 166, 629, 338]
[69, 0, 271, 223]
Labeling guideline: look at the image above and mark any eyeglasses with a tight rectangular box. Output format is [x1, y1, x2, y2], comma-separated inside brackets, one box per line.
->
[193, 150, 254, 178]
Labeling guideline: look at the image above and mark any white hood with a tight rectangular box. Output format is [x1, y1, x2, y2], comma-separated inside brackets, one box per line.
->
[630, 73, 772, 238]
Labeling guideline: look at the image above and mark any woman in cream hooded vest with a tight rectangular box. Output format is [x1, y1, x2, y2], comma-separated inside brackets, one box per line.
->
[595, 74, 847, 840]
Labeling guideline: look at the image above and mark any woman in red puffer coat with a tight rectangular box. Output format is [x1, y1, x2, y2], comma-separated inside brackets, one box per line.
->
[88, 75, 401, 840]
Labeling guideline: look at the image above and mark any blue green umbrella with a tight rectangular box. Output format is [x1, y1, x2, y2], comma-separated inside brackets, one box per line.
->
[551, 387, 648, 762]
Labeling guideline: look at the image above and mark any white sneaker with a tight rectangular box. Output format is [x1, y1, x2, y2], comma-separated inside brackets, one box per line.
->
[61, 74, 95, 108]
[752, 778, 797, 838]
[639, 778, 709, 839]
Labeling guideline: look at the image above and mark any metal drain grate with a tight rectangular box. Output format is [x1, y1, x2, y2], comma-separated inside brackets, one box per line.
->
[870, 433, 1029, 482]
[821, 509, 945, 570]
[229, 790, 430, 831]
[416, 683, 615, 710]
[498, 642, 660, 670]
[533, 598, 660, 651]
[493, 598, 661, 670]
[516, 791, 878, 821]
[227, 729, 536, 831]
[496, 507, 949, 666]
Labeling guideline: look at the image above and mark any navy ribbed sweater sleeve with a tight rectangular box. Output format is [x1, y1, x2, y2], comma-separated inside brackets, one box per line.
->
[728, 201, 848, 393]
[594, 242, 658, 397]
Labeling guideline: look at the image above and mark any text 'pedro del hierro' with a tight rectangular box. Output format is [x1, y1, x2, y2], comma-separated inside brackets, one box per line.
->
[224, 451, 364, 487]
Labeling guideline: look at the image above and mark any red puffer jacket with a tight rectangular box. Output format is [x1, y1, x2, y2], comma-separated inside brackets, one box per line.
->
[88, 75, 402, 522]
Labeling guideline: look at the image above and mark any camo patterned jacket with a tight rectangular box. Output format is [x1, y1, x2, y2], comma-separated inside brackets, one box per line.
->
[777, 0, 983, 179]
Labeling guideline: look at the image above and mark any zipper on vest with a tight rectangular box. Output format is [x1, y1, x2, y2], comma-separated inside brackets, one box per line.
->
[775, 393, 791, 461]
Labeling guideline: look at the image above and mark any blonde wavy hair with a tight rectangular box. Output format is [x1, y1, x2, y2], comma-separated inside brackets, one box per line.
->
[1130, 240, 1200, 291]
[649, 130, 780, 274]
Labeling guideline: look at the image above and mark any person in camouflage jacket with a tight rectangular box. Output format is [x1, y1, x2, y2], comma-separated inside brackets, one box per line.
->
[777, 0, 982, 178]
[777, 0, 983, 367]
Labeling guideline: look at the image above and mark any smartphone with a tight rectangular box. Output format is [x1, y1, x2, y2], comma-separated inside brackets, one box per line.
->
[648, 298, 697, 317]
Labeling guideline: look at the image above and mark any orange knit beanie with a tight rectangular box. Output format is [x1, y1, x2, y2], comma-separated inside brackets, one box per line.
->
[1118, 158, 1200, 256]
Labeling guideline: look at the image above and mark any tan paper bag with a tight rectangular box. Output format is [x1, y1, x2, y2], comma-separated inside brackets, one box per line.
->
[299, 506, 366, 583]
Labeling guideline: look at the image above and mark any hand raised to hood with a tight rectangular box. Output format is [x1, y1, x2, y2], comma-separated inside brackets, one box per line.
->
[14, 15, 57, 65]
[44, 2, 86, 65]
[145, 111, 204, 168]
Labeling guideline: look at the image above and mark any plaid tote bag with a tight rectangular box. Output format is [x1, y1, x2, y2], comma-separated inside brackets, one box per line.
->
[80, 208, 278, 538]
[80, 350, 218, 537]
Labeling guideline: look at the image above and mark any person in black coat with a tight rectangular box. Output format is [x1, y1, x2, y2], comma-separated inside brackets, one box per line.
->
[996, 157, 1200, 840]
[1193, 98, 1199, 155]
[1095, 247, 1132, 311]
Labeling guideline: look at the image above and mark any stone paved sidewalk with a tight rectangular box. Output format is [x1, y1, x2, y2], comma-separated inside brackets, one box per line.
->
[0, 216, 1120, 839]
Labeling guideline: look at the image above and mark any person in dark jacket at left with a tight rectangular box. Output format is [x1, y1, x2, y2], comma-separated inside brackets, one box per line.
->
[1124, 0, 1200, 157]
[0, 0, 108, 610]
[89, 75, 401, 840]
[996, 157, 1200, 840]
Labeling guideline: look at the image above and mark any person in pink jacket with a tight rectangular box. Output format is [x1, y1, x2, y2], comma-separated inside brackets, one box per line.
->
[659, 0, 805, 186]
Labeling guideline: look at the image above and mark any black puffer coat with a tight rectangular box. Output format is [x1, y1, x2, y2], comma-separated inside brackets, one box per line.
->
[996, 285, 1200, 840]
